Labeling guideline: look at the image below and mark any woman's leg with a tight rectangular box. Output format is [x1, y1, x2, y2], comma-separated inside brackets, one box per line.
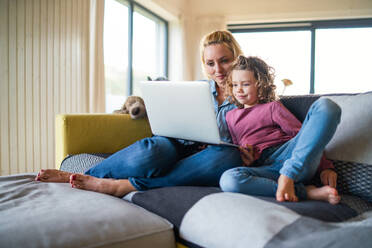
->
[128, 145, 243, 190]
[36, 136, 188, 182]
[69, 145, 242, 195]
[279, 98, 341, 182]
[85, 136, 186, 179]
[219, 166, 307, 200]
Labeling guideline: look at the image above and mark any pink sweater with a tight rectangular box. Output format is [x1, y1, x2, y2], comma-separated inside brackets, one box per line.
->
[226, 101, 334, 171]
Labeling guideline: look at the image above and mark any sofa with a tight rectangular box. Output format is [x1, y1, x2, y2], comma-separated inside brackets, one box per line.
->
[1, 92, 372, 248]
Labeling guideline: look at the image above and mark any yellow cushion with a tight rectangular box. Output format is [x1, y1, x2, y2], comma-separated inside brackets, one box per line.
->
[55, 114, 152, 168]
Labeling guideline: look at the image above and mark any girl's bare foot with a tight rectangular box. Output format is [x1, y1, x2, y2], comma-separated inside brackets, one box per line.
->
[35, 169, 72, 182]
[306, 185, 341, 205]
[69, 174, 136, 197]
[276, 174, 298, 202]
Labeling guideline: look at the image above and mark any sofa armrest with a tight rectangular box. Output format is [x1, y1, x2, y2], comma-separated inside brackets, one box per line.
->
[55, 114, 152, 169]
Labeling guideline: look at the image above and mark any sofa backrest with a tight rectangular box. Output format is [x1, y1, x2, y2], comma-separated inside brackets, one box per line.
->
[280, 95, 320, 122]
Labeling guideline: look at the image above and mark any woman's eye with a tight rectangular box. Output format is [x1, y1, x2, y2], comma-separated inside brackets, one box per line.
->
[221, 59, 229, 64]
[243, 83, 250, 86]
[206, 62, 214, 67]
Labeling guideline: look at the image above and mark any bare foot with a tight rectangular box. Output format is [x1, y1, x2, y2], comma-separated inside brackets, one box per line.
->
[69, 174, 136, 197]
[306, 185, 341, 205]
[276, 174, 298, 202]
[35, 169, 72, 182]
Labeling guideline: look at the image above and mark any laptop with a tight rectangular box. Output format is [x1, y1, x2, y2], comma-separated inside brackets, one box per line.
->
[139, 81, 239, 147]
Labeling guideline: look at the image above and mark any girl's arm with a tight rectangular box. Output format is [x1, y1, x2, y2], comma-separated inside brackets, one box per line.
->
[318, 154, 337, 188]
[271, 101, 301, 136]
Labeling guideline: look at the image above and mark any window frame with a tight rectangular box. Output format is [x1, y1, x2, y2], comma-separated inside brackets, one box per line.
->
[114, 0, 168, 95]
[228, 18, 372, 94]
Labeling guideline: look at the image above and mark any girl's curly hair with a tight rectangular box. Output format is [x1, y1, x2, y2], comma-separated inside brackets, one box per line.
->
[226, 56, 277, 108]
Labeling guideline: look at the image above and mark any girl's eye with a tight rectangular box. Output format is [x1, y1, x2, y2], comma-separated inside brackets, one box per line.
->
[232, 83, 238, 87]
[206, 62, 214, 67]
[221, 59, 229, 64]
[243, 83, 250, 86]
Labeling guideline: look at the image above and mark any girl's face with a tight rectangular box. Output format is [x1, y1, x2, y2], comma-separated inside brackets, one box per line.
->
[231, 70, 259, 108]
[203, 44, 234, 87]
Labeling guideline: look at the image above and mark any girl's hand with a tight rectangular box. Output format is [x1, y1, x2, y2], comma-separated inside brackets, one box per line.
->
[320, 169, 337, 188]
[238, 145, 255, 166]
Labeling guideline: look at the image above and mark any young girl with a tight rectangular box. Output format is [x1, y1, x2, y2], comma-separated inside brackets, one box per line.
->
[219, 56, 341, 204]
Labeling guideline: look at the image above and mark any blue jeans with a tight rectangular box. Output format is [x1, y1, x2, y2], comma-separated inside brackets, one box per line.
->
[85, 136, 242, 191]
[219, 98, 341, 200]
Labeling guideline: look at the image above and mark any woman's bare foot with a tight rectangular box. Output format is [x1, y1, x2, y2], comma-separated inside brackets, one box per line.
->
[306, 185, 341, 205]
[35, 169, 72, 182]
[69, 174, 136, 197]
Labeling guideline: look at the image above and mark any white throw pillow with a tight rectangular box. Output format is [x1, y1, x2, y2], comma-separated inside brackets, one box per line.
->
[324, 91, 372, 165]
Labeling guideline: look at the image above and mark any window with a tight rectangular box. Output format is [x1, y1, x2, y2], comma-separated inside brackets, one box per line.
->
[132, 6, 167, 95]
[315, 27, 372, 94]
[229, 19, 372, 95]
[104, 0, 168, 113]
[233, 31, 311, 95]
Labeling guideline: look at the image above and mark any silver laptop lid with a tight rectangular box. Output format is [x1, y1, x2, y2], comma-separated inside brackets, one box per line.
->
[139, 81, 222, 144]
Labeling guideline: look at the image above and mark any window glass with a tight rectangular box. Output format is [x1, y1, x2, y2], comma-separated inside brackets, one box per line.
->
[233, 31, 311, 95]
[104, 0, 128, 113]
[104, 0, 168, 113]
[315, 27, 372, 94]
[132, 6, 167, 96]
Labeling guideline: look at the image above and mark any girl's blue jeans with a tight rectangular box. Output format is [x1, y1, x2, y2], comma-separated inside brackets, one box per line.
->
[85, 136, 242, 191]
[219, 98, 341, 200]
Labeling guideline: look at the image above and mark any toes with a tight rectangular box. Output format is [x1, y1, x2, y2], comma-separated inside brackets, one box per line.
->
[276, 194, 285, 202]
[70, 174, 79, 187]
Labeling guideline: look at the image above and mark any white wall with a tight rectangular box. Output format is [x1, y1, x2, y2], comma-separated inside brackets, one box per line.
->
[0, 0, 90, 175]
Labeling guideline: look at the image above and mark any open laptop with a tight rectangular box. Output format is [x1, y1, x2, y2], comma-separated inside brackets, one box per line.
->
[139, 81, 239, 147]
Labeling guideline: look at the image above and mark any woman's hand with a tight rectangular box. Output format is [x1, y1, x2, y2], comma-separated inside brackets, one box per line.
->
[320, 169, 337, 188]
[238, 145, 255, 166]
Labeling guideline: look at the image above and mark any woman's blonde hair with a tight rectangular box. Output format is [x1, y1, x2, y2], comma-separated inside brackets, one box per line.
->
[200, 30, 243, 77]
[226, 56, 277, 108]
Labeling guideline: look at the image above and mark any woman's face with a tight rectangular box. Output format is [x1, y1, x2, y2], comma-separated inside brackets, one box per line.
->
[203, 44, 234, 87]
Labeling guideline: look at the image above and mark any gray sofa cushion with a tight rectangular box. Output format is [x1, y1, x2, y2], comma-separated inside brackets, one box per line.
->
[0, 174, 175, 248]
[126, 186, 371, 248]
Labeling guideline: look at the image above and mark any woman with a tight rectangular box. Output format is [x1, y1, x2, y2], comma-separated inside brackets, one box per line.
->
[36, 30, 244, 197]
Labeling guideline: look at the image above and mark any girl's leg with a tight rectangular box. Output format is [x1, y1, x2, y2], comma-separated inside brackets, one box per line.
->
[279, 98, 341, 182]
[219, 166, 307, 200]
[219, 166, 340, 203]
